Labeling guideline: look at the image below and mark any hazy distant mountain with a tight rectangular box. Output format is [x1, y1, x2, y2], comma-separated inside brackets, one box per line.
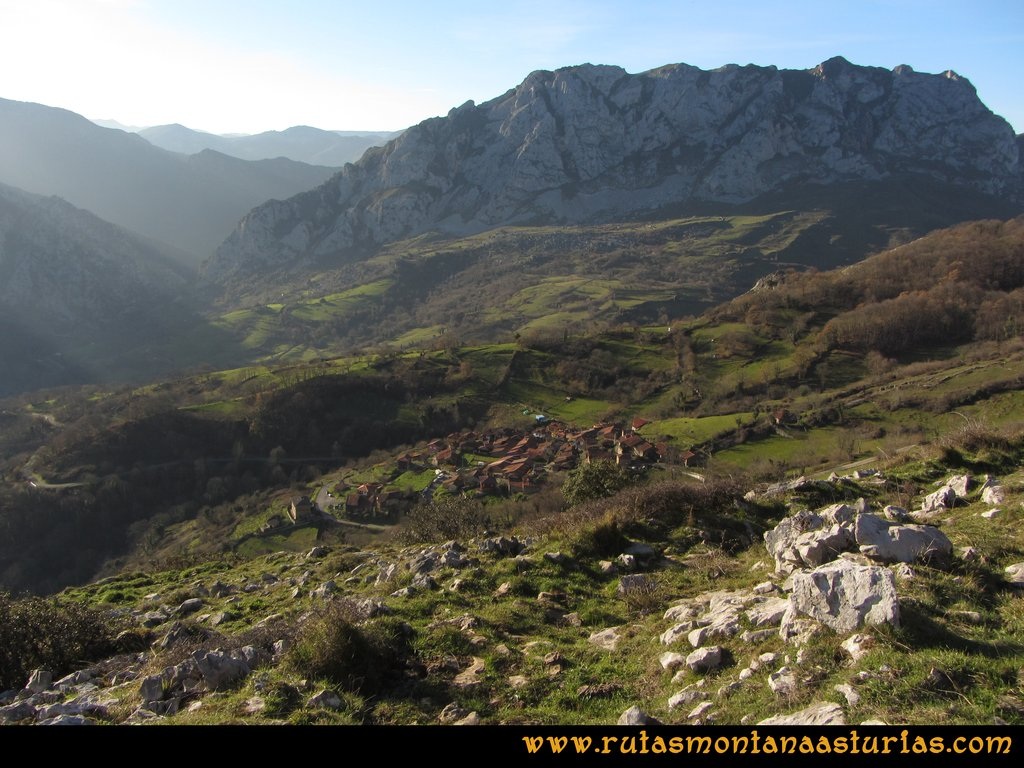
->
[138, 124, 400, 167]
[0, 98, 338, 266]
[91, 118, 147, 132]
[0, 183, 213, 394]
[205, 57, 1023, 289]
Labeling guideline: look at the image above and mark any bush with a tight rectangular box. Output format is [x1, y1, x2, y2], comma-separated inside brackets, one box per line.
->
[561, 460, 638, 506]
[399, 496, 489, 543]
[283, 601, 407, 695]
[0, 591, 123, 691]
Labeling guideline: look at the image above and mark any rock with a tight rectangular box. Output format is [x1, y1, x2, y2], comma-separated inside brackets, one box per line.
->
[950, 610, 983, 624]
[835, 683, 861, 706]
[562, 612, 583, 627]
[663, 602, 700, 623]
[209, 611, 239, 627]
[311, 581, 337, 599]
[307, 690, 343, 710]
[659, 652, 687, 671]
[306, 546, 327, 559]
[920, 485, 956, 512]
[0, 701, 37, 723]
[209, 580, 233, 597]
[892, 563, 915, 580]
[175, 598, 204, 616]
[740, 628, 776, 644]
[453, 657, 485, 687]
[1004, 563, 1024, 587]
[686, 646, 723, 673]
[960, 546, 982, 563]
[982, 485, 1006, 505]
[479, 536, 525, 556]
[411, 573, 438, 590]
[242, 696, 265, 714]
[39, 714, 95, 725]
[841, 633, 875, 661]
[438, 702, 471, 723]
[139, 675, 165, 704]
[508, 675, 529, 688]
[745, 597, 789, 627]
[768, 667, 799, 697]
[192, 650, 250, 690]
[355, 598, 390, 618]
[494, 581, 512, 597]
[980, 509, 1000, 519]
[945, 474, 973, 497]
[617, 573, 656, 595]
[752, 581, 778, 595]
[764, 509, 854, 575]
[688, 701, 714, 719]
[759, 702, 846, 725]
[376, 563, 399, 584]
[883, 505, 911, 522]
[142, 610, 169, 628]
[738, 668, 754, 681]
[854, 513, 952, 565]
[454, 711, 481, 725]
[781, 559, 900, 636]
[668, 689, 708, 710]
[624, 542, 657, 560]
[540, 548, 573, 569]
[25, 669, 52, 693]
[598, 560, 617, 575]
[616, 553, 638, 571]
[618, 705, 660, 726]
[588, 627, 622, 651]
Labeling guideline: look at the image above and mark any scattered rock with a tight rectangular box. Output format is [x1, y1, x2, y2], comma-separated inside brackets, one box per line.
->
[494, 582, 512, 597]
[668, 688, 708, 710]
[454, 711, 481, 725]
[781, 559, 900, 636]
[740, 628, 776, 644]
[588, 627, 622, 651]
[686, 646, 723, 673]
[175, 598, 204, 616]
[949, 610, 983, 624]
[688, 701, 714, 719]
[139, 675, 165, 704]
[599, 560, 617, 576]
[946, 474, 973, 498]
[192, 650, 250, 691]
[0, 701, 38, 724]
[618, 705, 660, 725]
[617, 573, 656, 595]
[834, 683, 861, 706]
[883, 505, 911, 523]
[25, 669, 52, 694]
[768, 667, 799, 697]
[453, 657, 485, 687]
[508, 675, 529, 689]
[479, 536, 526, 556]
[841, 633, 875, 662]
[854, 513, 952, 566]
[577, 682, 621, 699]
[624, 542, 657, 560]
[745, 597, 789, 627]
[308, 690, 342, 710]
[982, 485, 1006, 505]
[659, 652, 687, 671]
[920, 486, 956, 513]
[311, 581, 337, 599]
[980, 509, 1000, 519]
[1004, 563, 1024, 587]
[759, 702, 846, 725]
[142, 610, 169, 628]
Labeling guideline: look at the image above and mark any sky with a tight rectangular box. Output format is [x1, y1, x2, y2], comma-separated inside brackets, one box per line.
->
[0, 0, 1021, 134]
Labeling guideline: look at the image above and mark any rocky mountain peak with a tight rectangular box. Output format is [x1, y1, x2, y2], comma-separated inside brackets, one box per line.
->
[203, 57, 1023, 289]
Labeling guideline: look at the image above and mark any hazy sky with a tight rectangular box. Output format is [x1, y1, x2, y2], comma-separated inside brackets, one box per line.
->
[1, 0, 1021, 134]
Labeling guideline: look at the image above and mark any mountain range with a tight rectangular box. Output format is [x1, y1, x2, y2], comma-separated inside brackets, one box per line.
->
[136, 124, 400, 167]
[0, 98, 338, 265]
[204, 57, 1023, 291]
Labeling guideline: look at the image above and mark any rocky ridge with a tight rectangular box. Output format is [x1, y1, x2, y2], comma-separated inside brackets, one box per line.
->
[205, 57, 1022, 287]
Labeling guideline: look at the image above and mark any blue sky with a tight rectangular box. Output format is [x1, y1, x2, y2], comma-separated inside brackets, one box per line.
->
[1, 0, 1021, 133]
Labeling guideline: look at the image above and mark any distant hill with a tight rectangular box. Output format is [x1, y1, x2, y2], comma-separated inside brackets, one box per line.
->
[205, 57, 1023, 292]
[0, 182, 237, 395]
[0, 98, 338, 266]
[137, 124, 400, 167]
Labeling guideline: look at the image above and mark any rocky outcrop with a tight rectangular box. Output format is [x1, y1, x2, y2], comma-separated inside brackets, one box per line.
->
[204, 58, 1022, 288]
[781, 560, 900, 637]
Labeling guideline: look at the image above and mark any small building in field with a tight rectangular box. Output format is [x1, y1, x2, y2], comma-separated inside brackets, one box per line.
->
[289, 495, 316, 523]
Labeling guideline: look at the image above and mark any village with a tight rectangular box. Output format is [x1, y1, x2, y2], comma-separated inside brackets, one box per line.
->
[288, 417, 698, 525]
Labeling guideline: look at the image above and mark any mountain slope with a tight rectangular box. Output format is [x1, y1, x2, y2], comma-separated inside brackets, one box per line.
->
[204, 57, 1022, 289]
[138, 124, 400, 167]
[0, 98, 338, 266]
[0, 183, 237, 394]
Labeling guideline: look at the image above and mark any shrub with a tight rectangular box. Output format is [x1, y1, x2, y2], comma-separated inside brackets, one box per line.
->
[399, 496, 489, 543]
[283, 601, 407, 695]
[0, 591, 123, 691]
